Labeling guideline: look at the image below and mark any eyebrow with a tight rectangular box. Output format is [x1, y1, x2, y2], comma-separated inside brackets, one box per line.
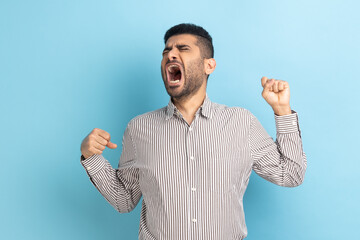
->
[163, 44, 191, 52]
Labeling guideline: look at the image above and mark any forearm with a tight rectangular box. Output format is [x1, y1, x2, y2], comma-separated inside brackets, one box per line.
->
[81, 154, 141, 212]
[251, 111, 307, 187]
[275, 131, 307, 187]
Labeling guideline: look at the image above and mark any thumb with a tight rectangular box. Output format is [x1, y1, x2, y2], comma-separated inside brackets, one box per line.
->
[107, 141, 118, 149]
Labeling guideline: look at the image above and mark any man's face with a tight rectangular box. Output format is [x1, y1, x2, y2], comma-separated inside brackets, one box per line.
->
[161, 34, 207, 100]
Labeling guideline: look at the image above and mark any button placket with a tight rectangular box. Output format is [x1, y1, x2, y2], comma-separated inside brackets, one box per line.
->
[186, 116, 198, 236]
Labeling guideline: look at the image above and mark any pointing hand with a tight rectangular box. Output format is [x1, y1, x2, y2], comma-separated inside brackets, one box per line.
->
[81, 128, 118, 159]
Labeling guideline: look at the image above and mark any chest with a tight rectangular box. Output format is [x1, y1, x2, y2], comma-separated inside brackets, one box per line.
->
[133, 117, 253, 194]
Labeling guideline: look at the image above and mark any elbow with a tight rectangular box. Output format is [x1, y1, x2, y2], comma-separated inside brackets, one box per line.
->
[115, 199, 137, 213]
[282, 157, 307, 187]
[282, 171, 306, 187]
[116, 205, 135, 213]
[284, 179, 304, 188]
[116, 207, 134, 213]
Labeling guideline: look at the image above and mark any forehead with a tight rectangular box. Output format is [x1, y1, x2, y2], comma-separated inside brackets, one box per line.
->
[165, 34, 198, 47]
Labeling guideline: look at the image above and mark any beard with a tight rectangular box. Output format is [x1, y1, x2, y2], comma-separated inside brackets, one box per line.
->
[162, 57, 206, 101]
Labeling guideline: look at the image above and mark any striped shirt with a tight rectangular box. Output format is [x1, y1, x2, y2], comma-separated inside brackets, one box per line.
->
[81, 94, 307, 240]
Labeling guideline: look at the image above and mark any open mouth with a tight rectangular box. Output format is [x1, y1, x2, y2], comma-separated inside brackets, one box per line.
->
[166, 63, 183, 85]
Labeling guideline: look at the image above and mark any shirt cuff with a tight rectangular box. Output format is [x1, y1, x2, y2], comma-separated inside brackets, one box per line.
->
[274, 110, 299, 133]
[80, 154, 106, 175]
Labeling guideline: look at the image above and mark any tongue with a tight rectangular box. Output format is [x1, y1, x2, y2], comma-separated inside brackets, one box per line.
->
[174, 71, 181, 81]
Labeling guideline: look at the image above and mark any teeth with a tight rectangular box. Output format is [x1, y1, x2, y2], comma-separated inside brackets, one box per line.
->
[170, 80, 180, 83]
[168, 64, 179, 73]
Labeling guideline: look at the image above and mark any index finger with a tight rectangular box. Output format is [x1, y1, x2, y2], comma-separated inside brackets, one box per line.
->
[94, 128, 111, 141]
[261, 76, 268, 87]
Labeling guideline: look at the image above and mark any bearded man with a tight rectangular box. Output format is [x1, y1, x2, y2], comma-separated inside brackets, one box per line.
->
[80, 23, 307, 240]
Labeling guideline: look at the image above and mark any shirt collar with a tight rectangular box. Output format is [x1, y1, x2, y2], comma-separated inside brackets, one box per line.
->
[165, 93, 213, 120]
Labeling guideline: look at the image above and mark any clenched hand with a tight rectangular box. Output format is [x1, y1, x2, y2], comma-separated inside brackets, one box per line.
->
[81, 128, 117, 159]
[261, 76, 292, 116]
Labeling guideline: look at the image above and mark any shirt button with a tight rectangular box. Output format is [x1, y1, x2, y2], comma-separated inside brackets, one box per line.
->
[190, 156, 194, 160]
[87, 167, 92, 170]
[191, 187, 196, 191]
[292, 121, 297, 126]
[192, 218, 197, 223]
[189, 127, 193, 131]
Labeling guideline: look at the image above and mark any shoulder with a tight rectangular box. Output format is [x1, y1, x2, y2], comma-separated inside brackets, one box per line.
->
[126, 106, 167, 129]
[211, 101, 254, 120]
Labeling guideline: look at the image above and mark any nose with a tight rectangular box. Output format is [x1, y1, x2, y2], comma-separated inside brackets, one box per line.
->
[167, 48, 178, 61]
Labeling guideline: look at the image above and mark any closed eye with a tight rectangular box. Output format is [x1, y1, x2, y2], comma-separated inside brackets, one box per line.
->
[162, 44, 191, 55]
[177, 44, 191, 51]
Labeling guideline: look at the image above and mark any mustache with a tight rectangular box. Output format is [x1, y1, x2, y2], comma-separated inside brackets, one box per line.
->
[165, 60, 184, 68]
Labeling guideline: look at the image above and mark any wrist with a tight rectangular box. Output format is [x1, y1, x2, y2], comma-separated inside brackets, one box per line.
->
[272, 105, 292, 116]
[81, 154, 92, 160]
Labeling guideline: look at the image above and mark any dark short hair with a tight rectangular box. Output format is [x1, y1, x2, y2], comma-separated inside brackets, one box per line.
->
[164, 23, 214, 59]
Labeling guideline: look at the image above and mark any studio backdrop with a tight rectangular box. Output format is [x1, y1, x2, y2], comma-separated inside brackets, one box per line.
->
[1, 0, 359, 239]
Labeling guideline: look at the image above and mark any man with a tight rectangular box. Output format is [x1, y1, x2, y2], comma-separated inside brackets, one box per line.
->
[80, 23, 307, 239]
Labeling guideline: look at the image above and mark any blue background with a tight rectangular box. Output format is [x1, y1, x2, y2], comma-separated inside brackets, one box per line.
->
[1, 0, 359, 239]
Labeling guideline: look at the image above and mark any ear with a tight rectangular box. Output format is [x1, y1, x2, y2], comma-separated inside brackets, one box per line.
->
[204, 58, 216, 75]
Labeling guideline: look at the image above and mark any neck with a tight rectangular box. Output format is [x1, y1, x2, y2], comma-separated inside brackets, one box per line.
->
[171, 85, 206, 124]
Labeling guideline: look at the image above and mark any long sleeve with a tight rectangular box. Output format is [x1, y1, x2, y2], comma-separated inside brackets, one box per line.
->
[249, 110, 307, 187]
[80, 122, 142, 212]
